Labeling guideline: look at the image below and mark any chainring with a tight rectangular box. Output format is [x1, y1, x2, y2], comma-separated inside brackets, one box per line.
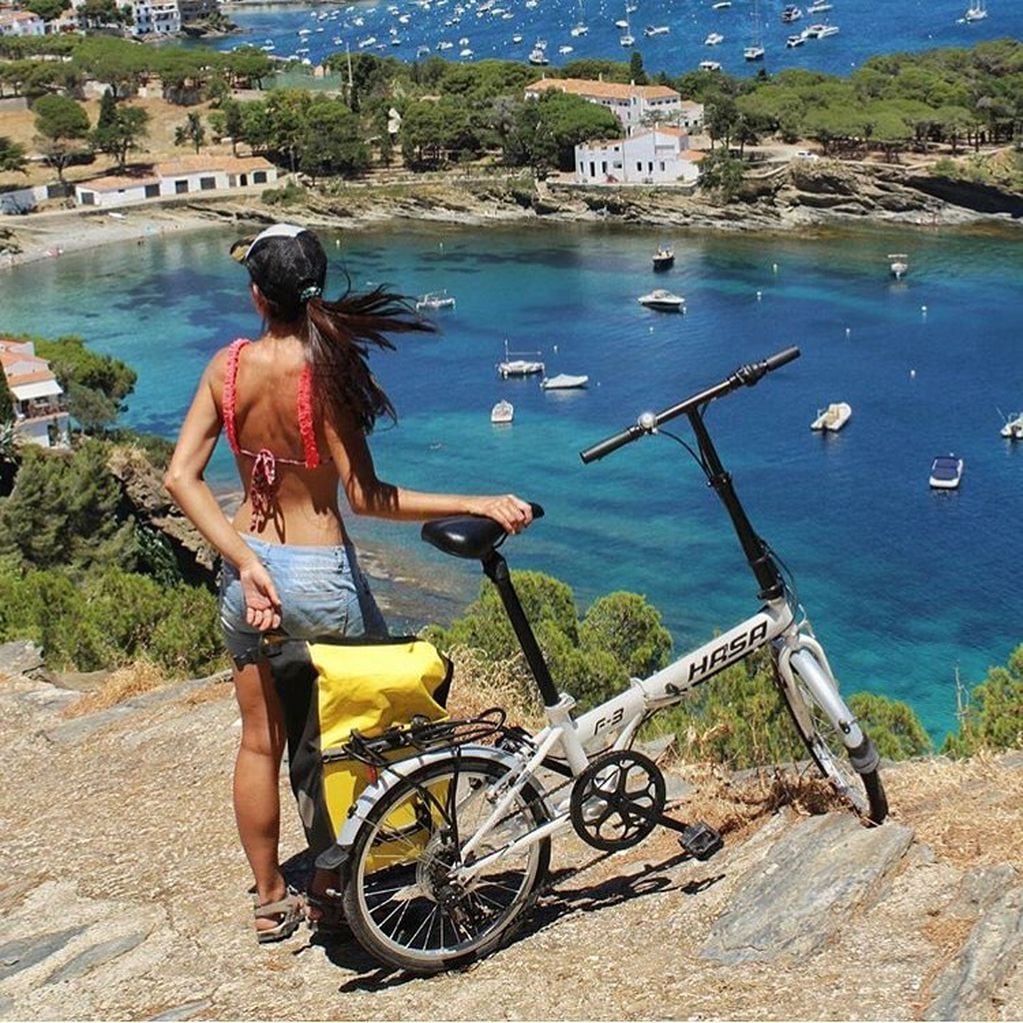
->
[568, 750, 667, 851]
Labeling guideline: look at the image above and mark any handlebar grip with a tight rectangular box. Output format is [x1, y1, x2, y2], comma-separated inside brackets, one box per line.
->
[765, 345, 800, 371]
[580, 424, 644, 464]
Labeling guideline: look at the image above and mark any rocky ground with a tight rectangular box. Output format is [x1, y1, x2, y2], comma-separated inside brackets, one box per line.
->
[2, 638, 1023, 1021]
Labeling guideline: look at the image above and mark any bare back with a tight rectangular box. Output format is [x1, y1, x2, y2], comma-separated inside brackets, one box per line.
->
[212, 335, 346, 547]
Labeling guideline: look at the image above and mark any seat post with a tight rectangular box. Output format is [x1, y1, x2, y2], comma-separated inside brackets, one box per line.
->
[481, 550, 561, 708]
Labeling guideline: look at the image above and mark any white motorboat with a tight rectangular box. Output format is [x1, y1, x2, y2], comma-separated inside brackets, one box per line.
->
[638, 289, 685, 311]
[559, 45, 574, 54]
[712, 1, 732, 7]
[929, 454, 964, 490]
[498, 341, 544, 378]
[644, 25, 670, 36]
[541, 373, 589, 390]
[810, 402, 852, 432]
[490, 399, 514, 424]
[787, 33, 805, 46]
[415, 290, 456, 311]
[1000, 412, 1023, 439]
[781, 5, 802, 22]
[705, 32, 724, 45]
[815, 22, 839, 37]
[744, 45, 765, 60]
[528, 39, 549, 64]
[699, 59, 723, 70]
[888, 253, 909, 280]
[806, 0, 832, 11]
[964, 1, 987, 21]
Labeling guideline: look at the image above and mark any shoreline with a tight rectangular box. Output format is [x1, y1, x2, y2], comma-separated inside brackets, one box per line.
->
[3, 159, 1021, 269]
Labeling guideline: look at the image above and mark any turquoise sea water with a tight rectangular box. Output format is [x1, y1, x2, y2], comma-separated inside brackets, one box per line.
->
[206, 0, 1022, 77]
[3, 221, 1021, 742]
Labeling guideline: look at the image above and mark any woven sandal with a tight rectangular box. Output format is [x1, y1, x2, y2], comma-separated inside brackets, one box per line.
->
[305, 892, 349, 939]
[253, 887, 305, 944]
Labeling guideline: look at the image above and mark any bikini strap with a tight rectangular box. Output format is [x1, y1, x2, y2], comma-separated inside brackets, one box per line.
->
[297, 364, 321, 469]
[223, 338, 251, 456]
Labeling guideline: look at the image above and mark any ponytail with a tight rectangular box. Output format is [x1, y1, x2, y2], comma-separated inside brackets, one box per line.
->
[303, 285, 435, 433]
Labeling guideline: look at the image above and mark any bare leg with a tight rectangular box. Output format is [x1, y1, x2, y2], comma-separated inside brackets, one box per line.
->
[232, 658, 290, 930]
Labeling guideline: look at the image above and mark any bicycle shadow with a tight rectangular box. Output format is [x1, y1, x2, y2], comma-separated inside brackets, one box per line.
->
[304, 846, 726, 992]
[524, 848, 725, 935]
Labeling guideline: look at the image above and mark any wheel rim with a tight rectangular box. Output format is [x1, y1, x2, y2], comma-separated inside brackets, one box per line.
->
[351, 764, 545, 966]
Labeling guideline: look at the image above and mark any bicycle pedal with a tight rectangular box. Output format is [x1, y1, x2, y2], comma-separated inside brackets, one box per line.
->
[678, 822, 723, 860]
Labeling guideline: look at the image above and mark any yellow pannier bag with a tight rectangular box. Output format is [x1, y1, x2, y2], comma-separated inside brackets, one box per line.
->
[264, 634, 451, 858]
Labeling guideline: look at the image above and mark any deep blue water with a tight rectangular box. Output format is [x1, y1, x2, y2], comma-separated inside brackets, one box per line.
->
[2, 222, 1021, 743]
[207, 0, 1020, 77]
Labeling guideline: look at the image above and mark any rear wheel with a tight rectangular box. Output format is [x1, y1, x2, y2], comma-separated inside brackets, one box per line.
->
[342, 755, 551, 974]
[776, 650, 888, 824]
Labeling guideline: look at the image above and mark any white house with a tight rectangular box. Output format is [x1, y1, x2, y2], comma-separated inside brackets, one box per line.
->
[524, 77, 682, 136]
[0, 10, 46, 35]
[75, 156, 278, 208]
[678, 100, 706, 133]
[130, 0, 181, 37]
[0, 340, 70, 449]
[575, 127, 704, 186]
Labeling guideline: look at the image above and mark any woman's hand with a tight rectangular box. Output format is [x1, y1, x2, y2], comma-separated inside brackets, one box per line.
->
[239, 559, 282, 633]
[467, 494, 534, 534]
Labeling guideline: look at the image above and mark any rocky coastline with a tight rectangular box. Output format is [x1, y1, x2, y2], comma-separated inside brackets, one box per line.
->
[3, 158, 1020, 270]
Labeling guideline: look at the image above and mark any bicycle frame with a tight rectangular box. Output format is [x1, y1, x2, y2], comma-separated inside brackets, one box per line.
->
[332, 347, 873, 884]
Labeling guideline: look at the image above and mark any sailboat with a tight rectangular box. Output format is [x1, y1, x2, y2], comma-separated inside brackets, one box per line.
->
[963, 0, 988, 21]
[570, 0, 588, 36]
[744, 0, 765, 60]
[619, 4, 635, 46]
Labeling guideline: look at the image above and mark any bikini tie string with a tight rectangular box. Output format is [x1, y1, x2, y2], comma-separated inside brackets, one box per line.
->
[250, 449, 278, 530]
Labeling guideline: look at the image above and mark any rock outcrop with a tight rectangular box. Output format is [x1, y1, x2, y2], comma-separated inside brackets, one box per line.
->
[2, 641, 1022, 1020]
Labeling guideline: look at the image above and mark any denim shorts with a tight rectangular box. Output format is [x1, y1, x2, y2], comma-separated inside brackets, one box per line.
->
[219, 535, 388, 665]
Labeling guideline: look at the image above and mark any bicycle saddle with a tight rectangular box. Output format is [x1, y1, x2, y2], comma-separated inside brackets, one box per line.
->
[421, 503, 544, 560]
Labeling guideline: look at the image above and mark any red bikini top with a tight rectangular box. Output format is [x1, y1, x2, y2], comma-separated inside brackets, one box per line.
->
[222, 338, 325, 529]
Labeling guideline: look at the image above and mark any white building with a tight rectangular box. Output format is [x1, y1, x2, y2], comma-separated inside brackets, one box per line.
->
[575, 128, 704, 186]
[130, 0, 181, 37]
[678, 100, 706, 133]
[524, 77, 682, 136]
[0, 10, 46, 36]
[0, 340, 70, 449]
[75, 155, 278, 208]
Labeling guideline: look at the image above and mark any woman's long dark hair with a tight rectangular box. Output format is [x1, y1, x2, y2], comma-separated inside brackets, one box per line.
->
[258, 282, 434, 434]
[303, 286, 434, 433]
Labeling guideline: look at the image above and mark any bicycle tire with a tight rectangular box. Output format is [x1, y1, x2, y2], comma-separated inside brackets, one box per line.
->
[776, 653, 888, 825]
[342, 754, 552, 974]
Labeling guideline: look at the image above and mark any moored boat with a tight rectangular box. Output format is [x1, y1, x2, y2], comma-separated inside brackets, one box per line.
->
[638, 288, 685, 311]
[415, 290, 456, 311]
[541, 373, 589, 390]
[929, 454, 964, 490]
[810, 402, 852, 432]
[497, 340, 545, 378]
[888, 253, 909, 280]
[652, 245, 675, 271]
[490, 399, 514, 424]
[1000, 412, 1023, 439]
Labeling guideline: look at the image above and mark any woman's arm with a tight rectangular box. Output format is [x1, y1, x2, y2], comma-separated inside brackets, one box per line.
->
[164, 358, 282, 632]
[324, 408, 533, 534]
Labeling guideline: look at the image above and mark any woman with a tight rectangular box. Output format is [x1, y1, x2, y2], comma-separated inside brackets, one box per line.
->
[165, 223, 533, 943]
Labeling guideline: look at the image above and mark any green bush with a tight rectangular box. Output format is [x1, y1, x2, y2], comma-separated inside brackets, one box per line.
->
[262, 180, 305, 206]
[943, 645, 1023, 757]
[425, 570, 669, 711]
[0, 560, 223, 675]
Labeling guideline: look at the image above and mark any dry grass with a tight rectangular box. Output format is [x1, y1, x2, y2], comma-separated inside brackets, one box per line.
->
[60, 658, 166, 719]
[183, 680, 233, 707]
[444, 645, 546, 730]
[0, 95, 236, 190]
[884, 752, 1023, 869]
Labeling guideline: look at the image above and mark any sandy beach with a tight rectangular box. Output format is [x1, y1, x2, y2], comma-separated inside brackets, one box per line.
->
[1, 203, 249, 269]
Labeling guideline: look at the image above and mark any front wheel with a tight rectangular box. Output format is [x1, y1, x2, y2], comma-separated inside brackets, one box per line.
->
[776, 648, 888, 824]
[342, 754, 551, 974]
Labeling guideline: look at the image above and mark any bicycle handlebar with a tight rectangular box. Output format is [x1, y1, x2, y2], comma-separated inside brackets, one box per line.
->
[579, 346, 801, 464]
